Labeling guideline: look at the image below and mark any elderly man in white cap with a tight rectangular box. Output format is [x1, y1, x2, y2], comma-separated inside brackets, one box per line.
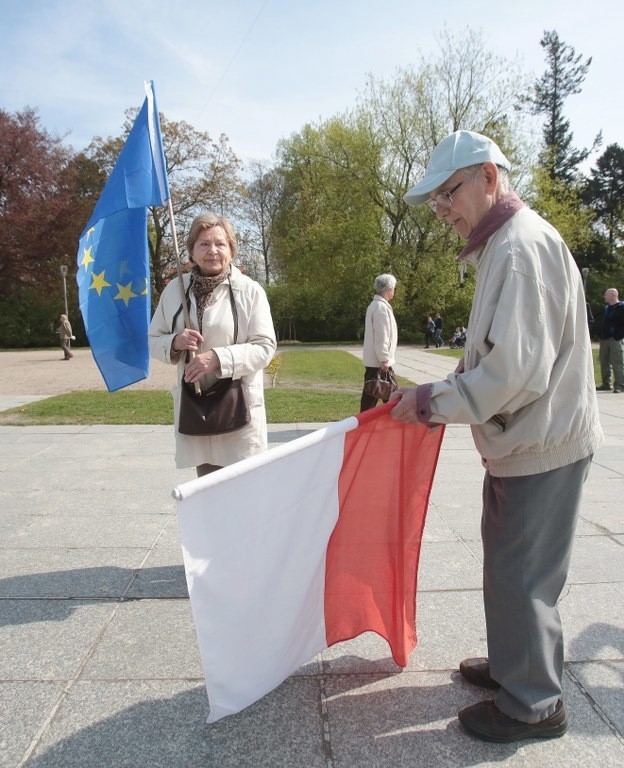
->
[392, 131, 603, 742]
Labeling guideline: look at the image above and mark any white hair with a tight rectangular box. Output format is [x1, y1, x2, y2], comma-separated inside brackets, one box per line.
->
[374, 274, 397, 294]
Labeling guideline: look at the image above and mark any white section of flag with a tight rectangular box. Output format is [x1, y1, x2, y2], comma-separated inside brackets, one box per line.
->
[174, 417, 358, 723]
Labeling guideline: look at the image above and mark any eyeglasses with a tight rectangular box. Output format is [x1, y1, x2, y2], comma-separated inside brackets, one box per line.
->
[427, 181, 463, 212]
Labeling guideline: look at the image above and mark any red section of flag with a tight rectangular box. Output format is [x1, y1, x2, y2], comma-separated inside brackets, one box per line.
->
[324, 404, 444, 666]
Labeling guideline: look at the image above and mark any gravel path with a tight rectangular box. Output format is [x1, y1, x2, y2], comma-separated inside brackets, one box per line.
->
[0, 348, 177, 396]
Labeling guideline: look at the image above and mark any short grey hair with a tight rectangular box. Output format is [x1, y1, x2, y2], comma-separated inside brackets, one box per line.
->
[461, 163, 511, 193]
[374, 274, 397, 294]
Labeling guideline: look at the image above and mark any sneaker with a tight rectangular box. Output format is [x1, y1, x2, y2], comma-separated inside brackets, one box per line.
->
[596, 384, 611, 391]
[458, 699, 567, 743]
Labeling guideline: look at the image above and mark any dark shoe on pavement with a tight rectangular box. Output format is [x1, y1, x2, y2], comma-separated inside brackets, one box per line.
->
[614, 388, 623, 393]
[459, 658, 500, 689]
[596, 384, 611, 391]
[458, 699, 567, 743]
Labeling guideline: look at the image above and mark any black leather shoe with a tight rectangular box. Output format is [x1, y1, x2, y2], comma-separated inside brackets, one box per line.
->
[596, 384, 611, 391]
[459, 658, 500, 689]
[458, 699, 567, 742]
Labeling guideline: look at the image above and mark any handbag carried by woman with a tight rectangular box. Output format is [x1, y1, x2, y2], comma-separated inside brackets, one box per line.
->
[177, 282, 250, 436]
[363, 368, 398, 401]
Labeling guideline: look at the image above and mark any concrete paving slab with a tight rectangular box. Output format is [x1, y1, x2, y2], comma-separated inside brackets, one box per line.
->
[79, 600, 203, 680]
[25, 679, 328, 768]
[0, 513, 169, 549]
[411, 591, 488, 670]
[0, 601, 115, 679]
[417, 540, 483, 591]
[0, 551, 149, 598]
[125, 557, 188, 599]
[0, 682, 65, 768]
[560, 583, 624, 661]
[567, 535, 624, 583]
[569, 661, 624, 734]
[0, 486, 177, 517]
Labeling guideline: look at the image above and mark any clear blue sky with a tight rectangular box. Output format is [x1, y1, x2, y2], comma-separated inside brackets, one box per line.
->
[1, 0, 620, 167]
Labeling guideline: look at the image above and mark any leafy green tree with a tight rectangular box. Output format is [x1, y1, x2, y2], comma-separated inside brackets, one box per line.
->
[239, 160, 284, 284]
[273, 119, 385, 340]
[351, 28, 528, 336]
[583, 143, 624, 260]
[530, 166, 593, 264]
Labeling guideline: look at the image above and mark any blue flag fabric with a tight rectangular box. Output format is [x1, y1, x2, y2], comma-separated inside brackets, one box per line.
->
[76, 81, 170, 392]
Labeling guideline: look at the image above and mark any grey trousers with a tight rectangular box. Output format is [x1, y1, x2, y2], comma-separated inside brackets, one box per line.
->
[599, 337, 624, 390]
[481, 455, 592, 723]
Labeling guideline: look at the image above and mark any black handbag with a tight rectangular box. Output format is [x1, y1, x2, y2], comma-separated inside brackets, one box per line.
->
[363, 369, 397, 401]
[178, 376, 250, 435]
[177, 281, 251, 436]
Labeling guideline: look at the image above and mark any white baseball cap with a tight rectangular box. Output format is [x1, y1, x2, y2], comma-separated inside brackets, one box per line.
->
[404, 130, 511, 206]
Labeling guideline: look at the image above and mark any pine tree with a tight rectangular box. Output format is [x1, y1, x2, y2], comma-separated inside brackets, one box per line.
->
[525, 30, 600, 182]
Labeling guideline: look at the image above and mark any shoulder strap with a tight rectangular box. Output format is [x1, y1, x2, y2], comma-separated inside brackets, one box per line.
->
[228, 281, 239, 343]
[170, 282, 192, 335]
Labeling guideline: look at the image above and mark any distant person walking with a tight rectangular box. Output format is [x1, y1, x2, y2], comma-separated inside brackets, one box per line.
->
[57, 314, 74, 360]
[596, 287, 624, 393]
[425, 315, 436, 348]
[433, 312, 444, 347]
[360, 274, 398, 412]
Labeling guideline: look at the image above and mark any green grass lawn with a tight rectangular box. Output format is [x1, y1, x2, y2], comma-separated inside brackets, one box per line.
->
[0, 350, 387, 426]
[0, 347, 601, 426]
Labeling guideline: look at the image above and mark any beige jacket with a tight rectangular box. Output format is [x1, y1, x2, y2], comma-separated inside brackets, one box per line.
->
[362, 295, 398, 367]
[148, 266, 276, 469]
[429, 207, 603, 477]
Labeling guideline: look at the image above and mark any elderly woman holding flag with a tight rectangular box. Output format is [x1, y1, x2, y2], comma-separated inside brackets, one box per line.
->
[149, 213, 276, 476]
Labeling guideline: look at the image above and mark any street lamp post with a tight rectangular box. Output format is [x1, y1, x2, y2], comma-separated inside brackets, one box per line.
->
[60, 264, 69, 318]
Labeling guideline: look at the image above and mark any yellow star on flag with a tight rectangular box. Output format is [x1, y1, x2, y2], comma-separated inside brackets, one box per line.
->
[114, 282, 138, 308]
[81, 245, 95, 270]
[90, 271, 111, 296]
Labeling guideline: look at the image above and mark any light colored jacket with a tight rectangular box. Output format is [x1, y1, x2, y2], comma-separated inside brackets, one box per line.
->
[58, 319, 72, 340]
[428, 206, 603, 477]
[362, 295, 398, 367]
[148, 266, 276, 469]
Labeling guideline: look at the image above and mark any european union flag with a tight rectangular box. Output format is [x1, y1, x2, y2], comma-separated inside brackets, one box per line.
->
[76, 81, 170, 392]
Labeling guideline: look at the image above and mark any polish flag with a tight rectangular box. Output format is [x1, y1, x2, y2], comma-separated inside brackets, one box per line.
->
[173, 404, 444, 723]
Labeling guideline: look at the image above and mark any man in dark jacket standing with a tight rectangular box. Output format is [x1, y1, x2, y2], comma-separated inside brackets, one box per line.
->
[596, 288, 624, 394]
